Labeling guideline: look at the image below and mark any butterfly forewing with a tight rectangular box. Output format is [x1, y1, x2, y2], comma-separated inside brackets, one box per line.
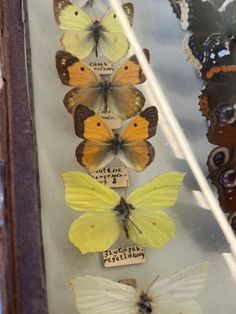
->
[71, 276, 140, 313]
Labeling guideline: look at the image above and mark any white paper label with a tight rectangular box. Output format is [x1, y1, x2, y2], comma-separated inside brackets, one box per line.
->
[99, 109, 121, 130]
[103, 246, 145, 268]
[89, 61, 113, 75]
[91, 166, 129, 188]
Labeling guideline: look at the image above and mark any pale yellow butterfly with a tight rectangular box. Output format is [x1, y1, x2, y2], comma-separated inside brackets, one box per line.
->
[53, 0, 134, 62]
[62, 171, 185, 254]
[70, 261, 210, 314]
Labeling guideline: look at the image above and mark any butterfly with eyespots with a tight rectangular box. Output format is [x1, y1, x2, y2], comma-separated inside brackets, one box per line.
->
[53, 0, 134, 62]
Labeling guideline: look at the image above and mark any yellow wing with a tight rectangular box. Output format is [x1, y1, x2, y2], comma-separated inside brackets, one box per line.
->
[54, 0, 95, 59]
[69, 212, 122, 254]
[54, 0, 92, 30]
[126, 172, 185, 248]
[62, 171, 120, 212]
[99, 4, 134, 62]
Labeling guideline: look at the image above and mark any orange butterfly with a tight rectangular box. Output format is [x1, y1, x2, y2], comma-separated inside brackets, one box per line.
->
[56, 50, 149, 119]
[74, 104, 158, 172]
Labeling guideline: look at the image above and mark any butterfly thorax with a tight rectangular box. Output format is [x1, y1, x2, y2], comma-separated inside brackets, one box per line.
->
[100, 80, 112, 110]
[92, 20, 102, 57]
[113, 197, 134, 237]
[138, 293, 152, 313]
[110, 133, 124, 155]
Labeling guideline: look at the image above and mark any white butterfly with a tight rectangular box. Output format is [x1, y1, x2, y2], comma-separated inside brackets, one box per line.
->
[70, 262, 210, 314]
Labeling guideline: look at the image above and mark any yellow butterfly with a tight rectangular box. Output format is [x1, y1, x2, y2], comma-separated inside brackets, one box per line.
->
[53, 0, 134, 62]
[62, 171, 185, 254]
[56, 49, 149, 118]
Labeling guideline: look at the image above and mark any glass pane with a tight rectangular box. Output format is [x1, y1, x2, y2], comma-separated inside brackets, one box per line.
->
[26, 0, 236, 313]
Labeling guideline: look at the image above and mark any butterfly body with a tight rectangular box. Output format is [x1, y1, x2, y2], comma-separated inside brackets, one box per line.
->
[138, 293, 152, 314]
[114, 197, 134, 238]
[74, 104, 158, 172]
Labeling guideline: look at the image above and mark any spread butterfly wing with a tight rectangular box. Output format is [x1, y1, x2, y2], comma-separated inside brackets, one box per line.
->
[74, 105, 115, 172]
[126, 172, 184, 248]
[62, 172, 121, 254]
[71, 276, 140, 314]
[56, 51, 102, 112]
[107, 50, 149, 119]
[99, 4, 134, 62]
[54, 0, 95, 59]
[147, 262, 210, 314]
[118, 106, 158, 171]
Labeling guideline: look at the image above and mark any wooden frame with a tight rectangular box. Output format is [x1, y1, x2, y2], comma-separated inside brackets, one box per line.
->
[0, 1, 48, 313]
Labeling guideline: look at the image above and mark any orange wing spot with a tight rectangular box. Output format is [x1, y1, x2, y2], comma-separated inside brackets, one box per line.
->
[199, 94, 210, 119]
[206, 65, 236, 80]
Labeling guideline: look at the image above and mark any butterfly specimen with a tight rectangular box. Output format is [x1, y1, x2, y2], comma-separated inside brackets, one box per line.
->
[62, 171, 184, 254]
[76, 0, 108, 11]
[56, 49, 149, 119]
[199, 41, 236, 147]
[74, 104, 158, 172]
[169, 0, 236, 69]
[70, 261, 209, 313]
[53, 0, 134, 62]
[208, 146, 236, 231]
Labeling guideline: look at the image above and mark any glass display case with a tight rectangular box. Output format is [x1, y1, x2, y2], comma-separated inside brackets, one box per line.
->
[1, 0, 236, 313]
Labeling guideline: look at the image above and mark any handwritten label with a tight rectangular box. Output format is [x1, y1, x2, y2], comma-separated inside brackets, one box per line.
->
[89, 61, 113, 75]
[118, 279, 137, 288]
[103, 246, 145, 268]
[99, 109, 121, 130]
[91, 166, 129, 188]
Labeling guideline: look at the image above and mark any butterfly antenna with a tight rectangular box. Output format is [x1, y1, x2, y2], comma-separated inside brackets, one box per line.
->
[146, 275, 160, 292]
[128, 217, 143, 234]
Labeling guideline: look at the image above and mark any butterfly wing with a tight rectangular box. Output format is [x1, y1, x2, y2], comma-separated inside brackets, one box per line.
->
[126, 172, 184, 248]
[117, 106, 158, 171]
[74, 105, 115, 171]
[62, 171, 122, 253]
[64, 88, 103, 114]
[56, 51, 102, 113]
[54, 0, 95, 59]
[147, 262, 210, 314]
[70, 276, 140, 314]
[56, 50, 99, 87]
[99, 4, 134, 62]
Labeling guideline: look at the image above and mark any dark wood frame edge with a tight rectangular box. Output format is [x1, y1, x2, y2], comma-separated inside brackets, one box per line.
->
[0, 0, 48, 313]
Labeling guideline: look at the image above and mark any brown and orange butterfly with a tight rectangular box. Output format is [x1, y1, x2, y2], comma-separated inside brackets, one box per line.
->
[74, 104, 158, 172]
[53, 0, 134, 62]
[56, 50, 149, 119]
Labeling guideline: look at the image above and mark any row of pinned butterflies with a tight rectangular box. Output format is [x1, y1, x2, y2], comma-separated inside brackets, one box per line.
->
[53, 2, 209, 313]
[54, 0, 159, 172]
[169, 0, 236, 231]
